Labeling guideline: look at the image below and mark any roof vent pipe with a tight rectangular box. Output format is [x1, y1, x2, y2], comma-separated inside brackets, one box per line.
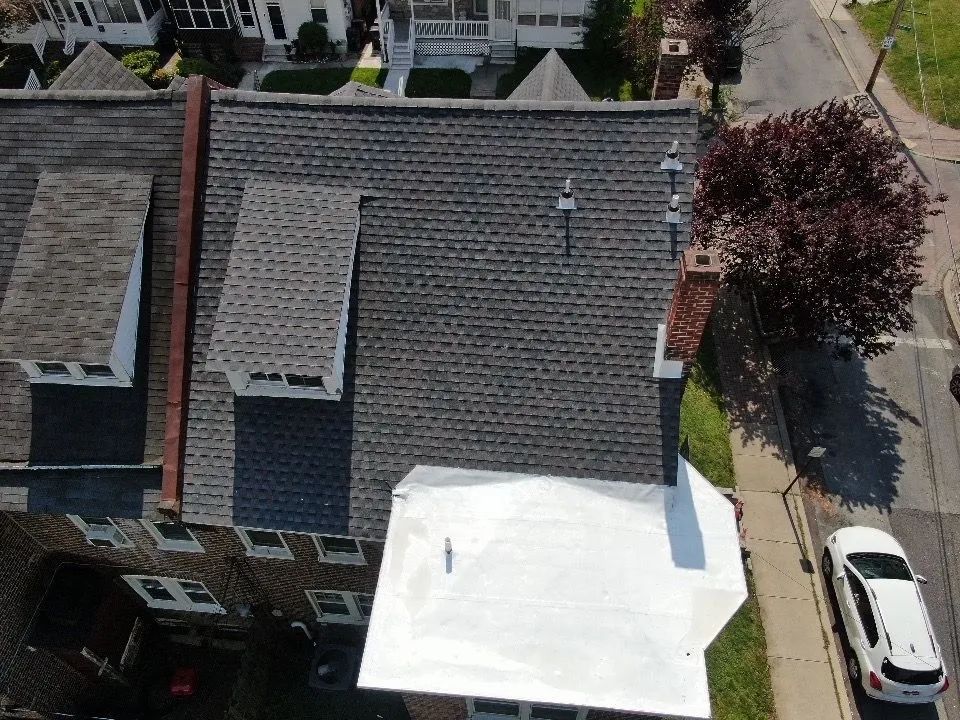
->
[665, 194, 683, 224]
[661, 141, 683, 172]
[557, 179, 576, 255]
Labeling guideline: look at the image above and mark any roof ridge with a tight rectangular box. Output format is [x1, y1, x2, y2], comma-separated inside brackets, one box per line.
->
[541, 50, 560, 101]
[212, 89, 699, 113]
[0, 88, 187, 101]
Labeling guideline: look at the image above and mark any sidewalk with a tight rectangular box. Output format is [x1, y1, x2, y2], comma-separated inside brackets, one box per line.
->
[713, 293, 853, 720]
[807, 0, 960, 161]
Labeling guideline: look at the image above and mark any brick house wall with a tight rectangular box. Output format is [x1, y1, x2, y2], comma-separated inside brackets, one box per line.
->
[403, 693, 469, 720]
[2, 511, 383, 626]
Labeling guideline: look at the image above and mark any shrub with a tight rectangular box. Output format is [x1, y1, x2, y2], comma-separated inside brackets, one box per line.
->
[175, 57, 245, 88]
[44, 59, 65, 85]
[121, 49, 161, 81]
[297, 21, 329, 56]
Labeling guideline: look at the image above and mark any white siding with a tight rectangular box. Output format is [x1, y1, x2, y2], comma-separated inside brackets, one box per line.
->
[254, 0, 348, 45]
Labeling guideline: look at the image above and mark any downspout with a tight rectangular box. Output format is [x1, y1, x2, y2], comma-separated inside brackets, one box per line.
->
[159, 75, 211, 519]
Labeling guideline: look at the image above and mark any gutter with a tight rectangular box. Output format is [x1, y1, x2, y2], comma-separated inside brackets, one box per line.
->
[160, 75, 212, 517]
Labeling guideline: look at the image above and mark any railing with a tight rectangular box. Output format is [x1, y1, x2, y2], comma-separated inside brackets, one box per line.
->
[32, 24, 48, 61]
[413, 19, 490, 39]
[24, 68, 42, 90]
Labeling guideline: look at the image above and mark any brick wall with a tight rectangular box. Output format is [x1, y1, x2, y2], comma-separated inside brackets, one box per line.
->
[2, 512, 383, 624]
[664, 249, 721, 363]
[403, 693, 469, 720]
[652, 38, 689, 101]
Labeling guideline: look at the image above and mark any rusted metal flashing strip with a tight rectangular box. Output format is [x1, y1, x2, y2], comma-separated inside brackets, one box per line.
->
[160, 75, 211, 516]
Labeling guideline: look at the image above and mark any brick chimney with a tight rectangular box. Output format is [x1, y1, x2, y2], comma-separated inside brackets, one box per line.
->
[665, 249, 721, 362]
[652, 38, 690, 101]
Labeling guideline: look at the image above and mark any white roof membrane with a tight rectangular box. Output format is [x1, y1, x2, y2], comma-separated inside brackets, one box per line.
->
[357, 459, 747, 719]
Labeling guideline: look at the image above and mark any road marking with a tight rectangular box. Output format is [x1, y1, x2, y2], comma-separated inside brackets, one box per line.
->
[878, 335, 955, 350]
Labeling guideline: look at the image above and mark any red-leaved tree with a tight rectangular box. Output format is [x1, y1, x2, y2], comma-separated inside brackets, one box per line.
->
[695, 100, 944, 358]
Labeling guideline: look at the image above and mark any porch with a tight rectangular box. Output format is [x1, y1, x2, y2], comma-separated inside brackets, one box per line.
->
[380, 10, 516, 68]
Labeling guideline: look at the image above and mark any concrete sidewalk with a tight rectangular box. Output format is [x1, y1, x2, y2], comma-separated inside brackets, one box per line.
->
[713, 294, 853, 720]
[807, 0, 960, 161]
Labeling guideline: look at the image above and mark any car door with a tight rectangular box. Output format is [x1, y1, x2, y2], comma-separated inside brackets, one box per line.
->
[836, 567, 863, 646]
[844, 566, 882, 654]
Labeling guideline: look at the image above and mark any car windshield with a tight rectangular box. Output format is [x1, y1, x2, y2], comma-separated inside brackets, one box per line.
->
[848, 553, 913, 581]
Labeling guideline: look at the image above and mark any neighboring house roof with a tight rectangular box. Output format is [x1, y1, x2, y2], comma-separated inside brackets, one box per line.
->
[206, 181, 361, 377]
[181, 92, 698, 538]
[48, 42, 150, 92]
[0, 90, 186, 474]
[507, 50, 590, 102]
[330, 81, 397, 98]
[0, 172, 152, 364]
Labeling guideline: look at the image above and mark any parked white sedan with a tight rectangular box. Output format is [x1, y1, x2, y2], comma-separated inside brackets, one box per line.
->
[822, 526, 949, 704]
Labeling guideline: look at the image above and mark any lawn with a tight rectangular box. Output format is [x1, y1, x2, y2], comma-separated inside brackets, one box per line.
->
[680, 324, 736, 489]
[405, 68, 472, 98]
[495, 48, 642, 99]
[852, 0, 960, 128]
[259, 67, 388, 94]
[680, 327, 775, 720]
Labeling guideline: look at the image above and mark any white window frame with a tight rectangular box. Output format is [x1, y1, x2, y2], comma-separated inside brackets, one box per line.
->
[466, 700, 586, 720]
[141, 520, 204, 553]
[21, 359, 130, 387]
[309, 0, 327, 22]
[226, 370, 339, 400]
[124, 575, 225, 613]
[306, 590, 374, 624]
[515, 0, 583, 26]
[235, 526, 294, 559]
[68, 515, 132, 548]
[313, 534, 366, 565]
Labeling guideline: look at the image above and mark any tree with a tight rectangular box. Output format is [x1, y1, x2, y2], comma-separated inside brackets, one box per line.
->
[0, 0, 35, 42]
[695, 100, 944, 358]
[621, 0, 664, 90]
[667, 0, 784, 110]
[582, 0, 633, 64]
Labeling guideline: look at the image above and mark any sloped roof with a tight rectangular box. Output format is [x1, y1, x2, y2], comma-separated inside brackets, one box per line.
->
[507, 50, 590, 102]
[180, 92, 699, 537]
[206, 181, 361, 376]
[0, 90, 186, 468]
[49, 42, 150, 92]
[0, 172, 151, 364]
[330, 81, 396, 98]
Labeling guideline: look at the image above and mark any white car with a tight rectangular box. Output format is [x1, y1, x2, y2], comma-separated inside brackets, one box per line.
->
[822, 526, 949, 704]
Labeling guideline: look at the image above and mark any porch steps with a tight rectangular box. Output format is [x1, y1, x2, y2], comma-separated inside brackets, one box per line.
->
[489, 41, 516, 64]
[390, 40, 413, 70]
[262, 43, 290, 62]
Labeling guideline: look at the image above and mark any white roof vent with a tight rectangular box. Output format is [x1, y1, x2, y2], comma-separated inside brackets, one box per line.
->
[557, 178, 576, 255]
[661, 141, 683, 172]
[665, 194, 683, 225]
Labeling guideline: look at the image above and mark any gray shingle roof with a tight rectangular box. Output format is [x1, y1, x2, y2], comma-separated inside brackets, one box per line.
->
[49, 42, 150, 92]
[181, 92, 699, 538]
[0, 172, 151, 364]
[507, 50, 591, 102]
[330, 81, 396, 98]
[0, 91, 186, 468]
[206, 181, 361, 376]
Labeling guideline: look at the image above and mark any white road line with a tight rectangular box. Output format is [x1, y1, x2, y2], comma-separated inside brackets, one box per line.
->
[877, 335, 955, 350]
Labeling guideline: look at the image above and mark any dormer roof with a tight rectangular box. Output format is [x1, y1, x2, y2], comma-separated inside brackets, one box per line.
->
[48, 42, 150, 92]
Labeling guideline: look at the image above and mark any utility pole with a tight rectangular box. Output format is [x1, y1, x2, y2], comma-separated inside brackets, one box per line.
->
[865, 0, 907, 93]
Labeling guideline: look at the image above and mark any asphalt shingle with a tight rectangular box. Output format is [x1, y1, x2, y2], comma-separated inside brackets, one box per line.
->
[181, 92, 699, 539]
[48, 42, 150, 92]
[507, 50, 591, 102]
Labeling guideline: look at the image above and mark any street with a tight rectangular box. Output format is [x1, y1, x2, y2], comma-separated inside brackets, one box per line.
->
[727, 1, 960, 717]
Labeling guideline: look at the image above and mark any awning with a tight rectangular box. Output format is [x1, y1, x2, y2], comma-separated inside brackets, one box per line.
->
[357, 459, 747, 720]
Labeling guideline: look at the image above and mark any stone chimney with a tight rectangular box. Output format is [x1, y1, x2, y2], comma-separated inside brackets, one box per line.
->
[652, 38, 690, 101]
[665, 249, 721, 362]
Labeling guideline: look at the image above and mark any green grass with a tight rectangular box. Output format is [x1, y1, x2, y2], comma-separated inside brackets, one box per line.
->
[707, 587, 777, 720]
[259, 66, 388, 94]
[851, 0, 960, 128]
[679, 325, 736, 488]
[495, 48, 641, 99]
[405, 68, 472, 98]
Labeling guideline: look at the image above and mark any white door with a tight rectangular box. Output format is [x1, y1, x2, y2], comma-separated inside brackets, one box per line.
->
[493, 0, 511, 40]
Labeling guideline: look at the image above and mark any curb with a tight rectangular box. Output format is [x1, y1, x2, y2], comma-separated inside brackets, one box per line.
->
[759, 341, 855, 720]
[943, 267, 960, 343]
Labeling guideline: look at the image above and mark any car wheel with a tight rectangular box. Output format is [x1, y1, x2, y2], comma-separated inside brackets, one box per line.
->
[848, 655, 861, 683]
[822, 548, 833, 577]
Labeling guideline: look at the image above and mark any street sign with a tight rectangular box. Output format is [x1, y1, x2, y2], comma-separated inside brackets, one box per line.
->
[882, 35, 896, 49]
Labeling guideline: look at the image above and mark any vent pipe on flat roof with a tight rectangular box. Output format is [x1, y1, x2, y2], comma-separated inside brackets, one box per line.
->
[557, 179, 576, 256]
[661, 141, 683, 172]
[665, 194, 683, 225]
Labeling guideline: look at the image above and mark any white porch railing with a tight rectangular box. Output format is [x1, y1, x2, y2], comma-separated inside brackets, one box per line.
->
[63, 26, 76, 55]
[32, 25, 48, 61]
[413, 20, 489, 39]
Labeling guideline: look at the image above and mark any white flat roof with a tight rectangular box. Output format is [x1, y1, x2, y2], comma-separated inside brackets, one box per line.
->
[357, 459, 747, 720]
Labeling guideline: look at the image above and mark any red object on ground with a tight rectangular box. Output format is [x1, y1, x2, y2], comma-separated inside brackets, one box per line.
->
[170, 667, 199, 697]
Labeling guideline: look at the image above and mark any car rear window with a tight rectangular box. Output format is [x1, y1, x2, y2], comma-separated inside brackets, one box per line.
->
[881, 657, 943, 686]
[848, 553, 913, 581]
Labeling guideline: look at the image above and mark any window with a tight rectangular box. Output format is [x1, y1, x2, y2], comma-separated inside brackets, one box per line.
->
[168, 0, 233, 28]
[69, 515, 132, 548]
[559, 0, 580, 25]
[80, 363, 115, 378]
[537, 0, 557, 25]
[306, 590, 371, 623]
[516, 0, 535, 23]
[845, 568, 880, 647]
[467, 702, 584, 720]
[309, 0, 327, 23]
[87, 0, 141, 22]
[265, 2, 286, 38]
[250, 371, 285, 383]
[848, 553, 913, 581]
[143, 520, 204, 552]
[139, 0, 160, 17]
[236, 527, 293, 559]
[515, 0, 582, 25]
[124, 576, 225, 613]
[36, 361, 70, 376]
[234, 0, 255, 26]
[315, 534, 365, 564]
[284, 374, 326, 388]
[473, 0, 488, 13]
